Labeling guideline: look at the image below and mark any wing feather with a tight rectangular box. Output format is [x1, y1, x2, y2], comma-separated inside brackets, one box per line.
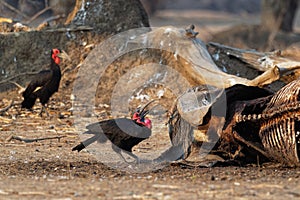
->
[22, 70, 53, 98]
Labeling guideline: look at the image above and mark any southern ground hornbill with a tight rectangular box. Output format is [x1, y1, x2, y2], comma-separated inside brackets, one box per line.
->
[21, 48, 69, 116]
[72, 100, 156, 163]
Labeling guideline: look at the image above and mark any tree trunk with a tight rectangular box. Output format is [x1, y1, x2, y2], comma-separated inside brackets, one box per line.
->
[65, 0, 149, 33]
[261, 0, 298, 32]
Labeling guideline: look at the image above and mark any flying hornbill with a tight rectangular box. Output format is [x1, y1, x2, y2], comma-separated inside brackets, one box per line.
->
[72, 100, 156, 163]
[21, 48, 69, 116]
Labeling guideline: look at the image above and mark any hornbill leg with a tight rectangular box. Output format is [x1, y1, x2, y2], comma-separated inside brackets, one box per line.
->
[112, 145, 140, 164]
[39, 104, 50, 117]
[122, 151, 140, 164]
[117, 153, 131, 163]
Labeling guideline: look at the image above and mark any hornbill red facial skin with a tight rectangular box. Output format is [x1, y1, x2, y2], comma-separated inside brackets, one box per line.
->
[72, 101, 156, 163]
[21, 48, 69, 116]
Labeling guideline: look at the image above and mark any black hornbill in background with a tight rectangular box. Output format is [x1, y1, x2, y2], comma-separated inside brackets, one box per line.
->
[21, 48, 70, 116]
[72, 100, 156, 163]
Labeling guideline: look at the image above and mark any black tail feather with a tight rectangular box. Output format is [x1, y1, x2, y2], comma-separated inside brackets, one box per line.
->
[72, 143, 86, 152]
[72, 135, 100, 152]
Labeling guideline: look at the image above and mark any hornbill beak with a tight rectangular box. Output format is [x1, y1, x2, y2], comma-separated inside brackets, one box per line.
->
[139, 99, 157, 119]
[57, 50, 71, 61]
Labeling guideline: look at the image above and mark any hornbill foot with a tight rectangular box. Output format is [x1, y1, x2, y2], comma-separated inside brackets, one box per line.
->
[118, 152, 141, 164]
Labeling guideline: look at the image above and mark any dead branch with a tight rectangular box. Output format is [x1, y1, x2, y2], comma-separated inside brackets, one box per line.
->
[9, 81, 24, 90]
[41, 14, 65, 24]
[208, 42, 300, 87]
[47, 26, 93, 32]
[62, 64, 78, 75]
[65, 0, 84, 25]
[6, 135, 66, 143]
[0, 72, 39, 86]
[208, 42, 300, 74]
[265, 4, 287, 50]
[8, 81, 25, 94]
[209, 42, 275, 71]
[25, 6, 53, 24]
[0, 1, 30, 20]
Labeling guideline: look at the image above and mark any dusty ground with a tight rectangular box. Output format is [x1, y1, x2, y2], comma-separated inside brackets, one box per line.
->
[1, 109, 300, 199]
[1, 9, 300, 200]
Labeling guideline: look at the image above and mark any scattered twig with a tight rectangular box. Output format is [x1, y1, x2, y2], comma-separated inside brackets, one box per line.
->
[250, 183, 284, 189]
[6, 135, 66, 143]
[61, 66, 74, 75]
[0, 17, 13, 23]
[17, 191, 49, 196]
[84, 43, 95, 49]
[0, 100, 14, 113]
[152, 184, 180, 189]
[9, 81, 25, 94]
[0, 116, 13, 123]
[8, 81, 24, 89]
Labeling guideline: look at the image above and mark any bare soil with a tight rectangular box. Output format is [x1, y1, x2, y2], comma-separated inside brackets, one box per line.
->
[1, 10, 300, 200]
[0, 111, 300, 200]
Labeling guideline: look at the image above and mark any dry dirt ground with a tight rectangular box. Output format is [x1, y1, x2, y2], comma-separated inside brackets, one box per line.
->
[1, 10, 300, 200]
[0, 109, 300, 199]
